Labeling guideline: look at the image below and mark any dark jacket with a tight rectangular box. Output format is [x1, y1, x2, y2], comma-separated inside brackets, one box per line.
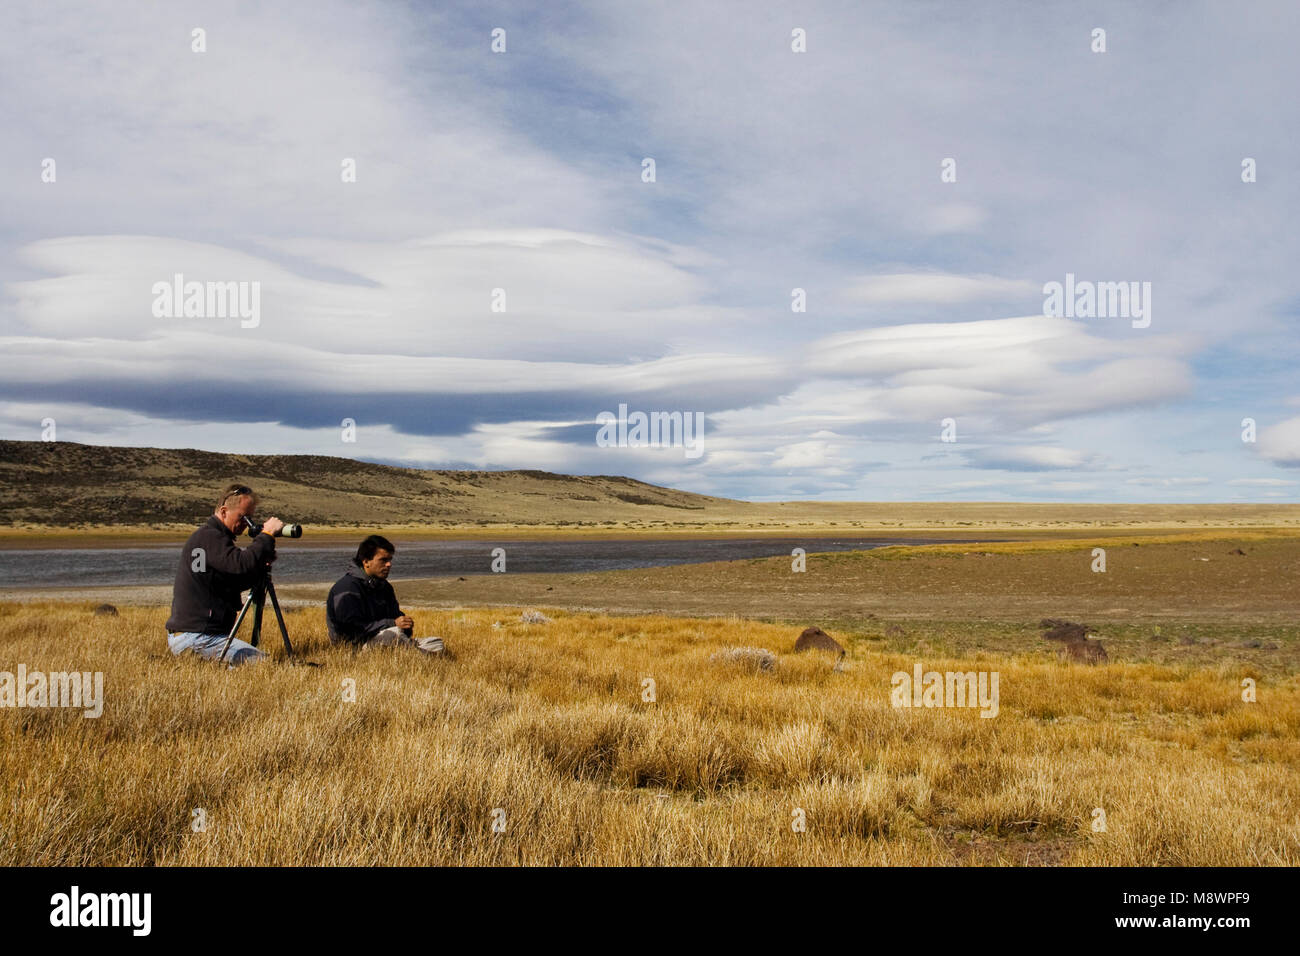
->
[165, 515, 277, 634]
[326, 565, 405, 645]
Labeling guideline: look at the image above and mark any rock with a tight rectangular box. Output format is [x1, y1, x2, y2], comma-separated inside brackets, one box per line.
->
[709, 646, 777, 672]
[1057, 640, 1108, 664]
[794, 626, 846, 670]
[92, 603, 119, 617]
[794, 626, 844, 656]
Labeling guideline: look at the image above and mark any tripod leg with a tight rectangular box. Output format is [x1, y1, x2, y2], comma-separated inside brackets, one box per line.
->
[249, 582, 266, 648]
[265, 579, 294, 657]
[218, 590, 257, 664]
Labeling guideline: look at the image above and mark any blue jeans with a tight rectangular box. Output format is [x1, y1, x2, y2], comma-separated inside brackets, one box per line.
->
[167, 631, 266, 666]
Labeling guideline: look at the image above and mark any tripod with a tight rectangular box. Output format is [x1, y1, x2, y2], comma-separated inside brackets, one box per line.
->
[218, 567, 294, 663]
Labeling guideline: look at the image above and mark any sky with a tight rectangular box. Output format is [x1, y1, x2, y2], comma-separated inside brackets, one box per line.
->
[2, 0, 1299, 502]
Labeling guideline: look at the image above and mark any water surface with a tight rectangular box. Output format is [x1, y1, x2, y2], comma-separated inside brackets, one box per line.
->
[0, 536, 971, 588]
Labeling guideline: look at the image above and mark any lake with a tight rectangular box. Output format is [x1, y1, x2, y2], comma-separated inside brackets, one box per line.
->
[0, 536, 968, 589]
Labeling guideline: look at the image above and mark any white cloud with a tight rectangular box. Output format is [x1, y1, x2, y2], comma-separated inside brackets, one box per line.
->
[1039, 481, 1097, 493]
[806, 316, 1121, 378]
[1124, 476, 1212, 487]
[772, 440, 837, 470]
[844, 273, 1036, 305]
[10, 232, 718, 361]
[965, 445, 1100, 471]
[1255, 418, 1300, 467]
[2, 1, 1298, 504]
[918, 204, 987, 234]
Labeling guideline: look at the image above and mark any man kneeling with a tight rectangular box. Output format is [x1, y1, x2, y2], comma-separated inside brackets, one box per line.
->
[327, 535, 449, 656]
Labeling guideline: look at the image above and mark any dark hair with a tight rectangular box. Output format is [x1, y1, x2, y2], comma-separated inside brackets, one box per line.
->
[353, 534, 395, 566]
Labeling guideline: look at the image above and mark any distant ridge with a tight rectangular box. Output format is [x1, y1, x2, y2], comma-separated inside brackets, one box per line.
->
[4, 440, 1298, 534]
[0, 440, 738, 528]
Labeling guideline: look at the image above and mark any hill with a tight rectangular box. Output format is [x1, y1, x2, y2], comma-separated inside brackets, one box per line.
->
[3, 440, 1299, 535]
[0, 440, 734, 529]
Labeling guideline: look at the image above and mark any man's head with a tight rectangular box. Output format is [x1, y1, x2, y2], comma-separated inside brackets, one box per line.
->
[354, 534, 396, 579]
[215, 484, 258, 534]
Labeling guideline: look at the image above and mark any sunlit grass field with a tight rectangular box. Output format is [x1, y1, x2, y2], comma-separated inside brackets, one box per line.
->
[2, 601, 1296, 865]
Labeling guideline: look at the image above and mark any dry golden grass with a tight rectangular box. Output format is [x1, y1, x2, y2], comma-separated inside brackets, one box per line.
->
[1, 601, 1297, 866]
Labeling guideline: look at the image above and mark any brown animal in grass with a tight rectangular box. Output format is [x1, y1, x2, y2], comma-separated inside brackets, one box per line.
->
[1057, 640, 1108, 664]
[1041, 619, 1108, 664]
[1040, 619, 1088, 642]
[93, 604, 119, 617]
[794, 626, 846, 669]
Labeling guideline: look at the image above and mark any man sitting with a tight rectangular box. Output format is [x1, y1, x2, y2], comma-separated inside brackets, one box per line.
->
[326, 534, 449, 656]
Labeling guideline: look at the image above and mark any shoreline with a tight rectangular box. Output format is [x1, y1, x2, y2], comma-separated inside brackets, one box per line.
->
[5, 530, 1295, 621]
[1, 524, 1297, 549]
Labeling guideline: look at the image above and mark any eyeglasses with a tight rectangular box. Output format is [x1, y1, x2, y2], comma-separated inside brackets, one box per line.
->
[221, 486, 253, 507]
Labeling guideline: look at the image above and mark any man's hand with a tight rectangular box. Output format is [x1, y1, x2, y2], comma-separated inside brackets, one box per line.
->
[395, 614, 414, 633]
[260, 516, 285, 537]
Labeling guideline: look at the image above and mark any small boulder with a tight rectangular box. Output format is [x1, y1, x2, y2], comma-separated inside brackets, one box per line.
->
[794, 626, 844, 656]
[795, 626, 847, 670]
